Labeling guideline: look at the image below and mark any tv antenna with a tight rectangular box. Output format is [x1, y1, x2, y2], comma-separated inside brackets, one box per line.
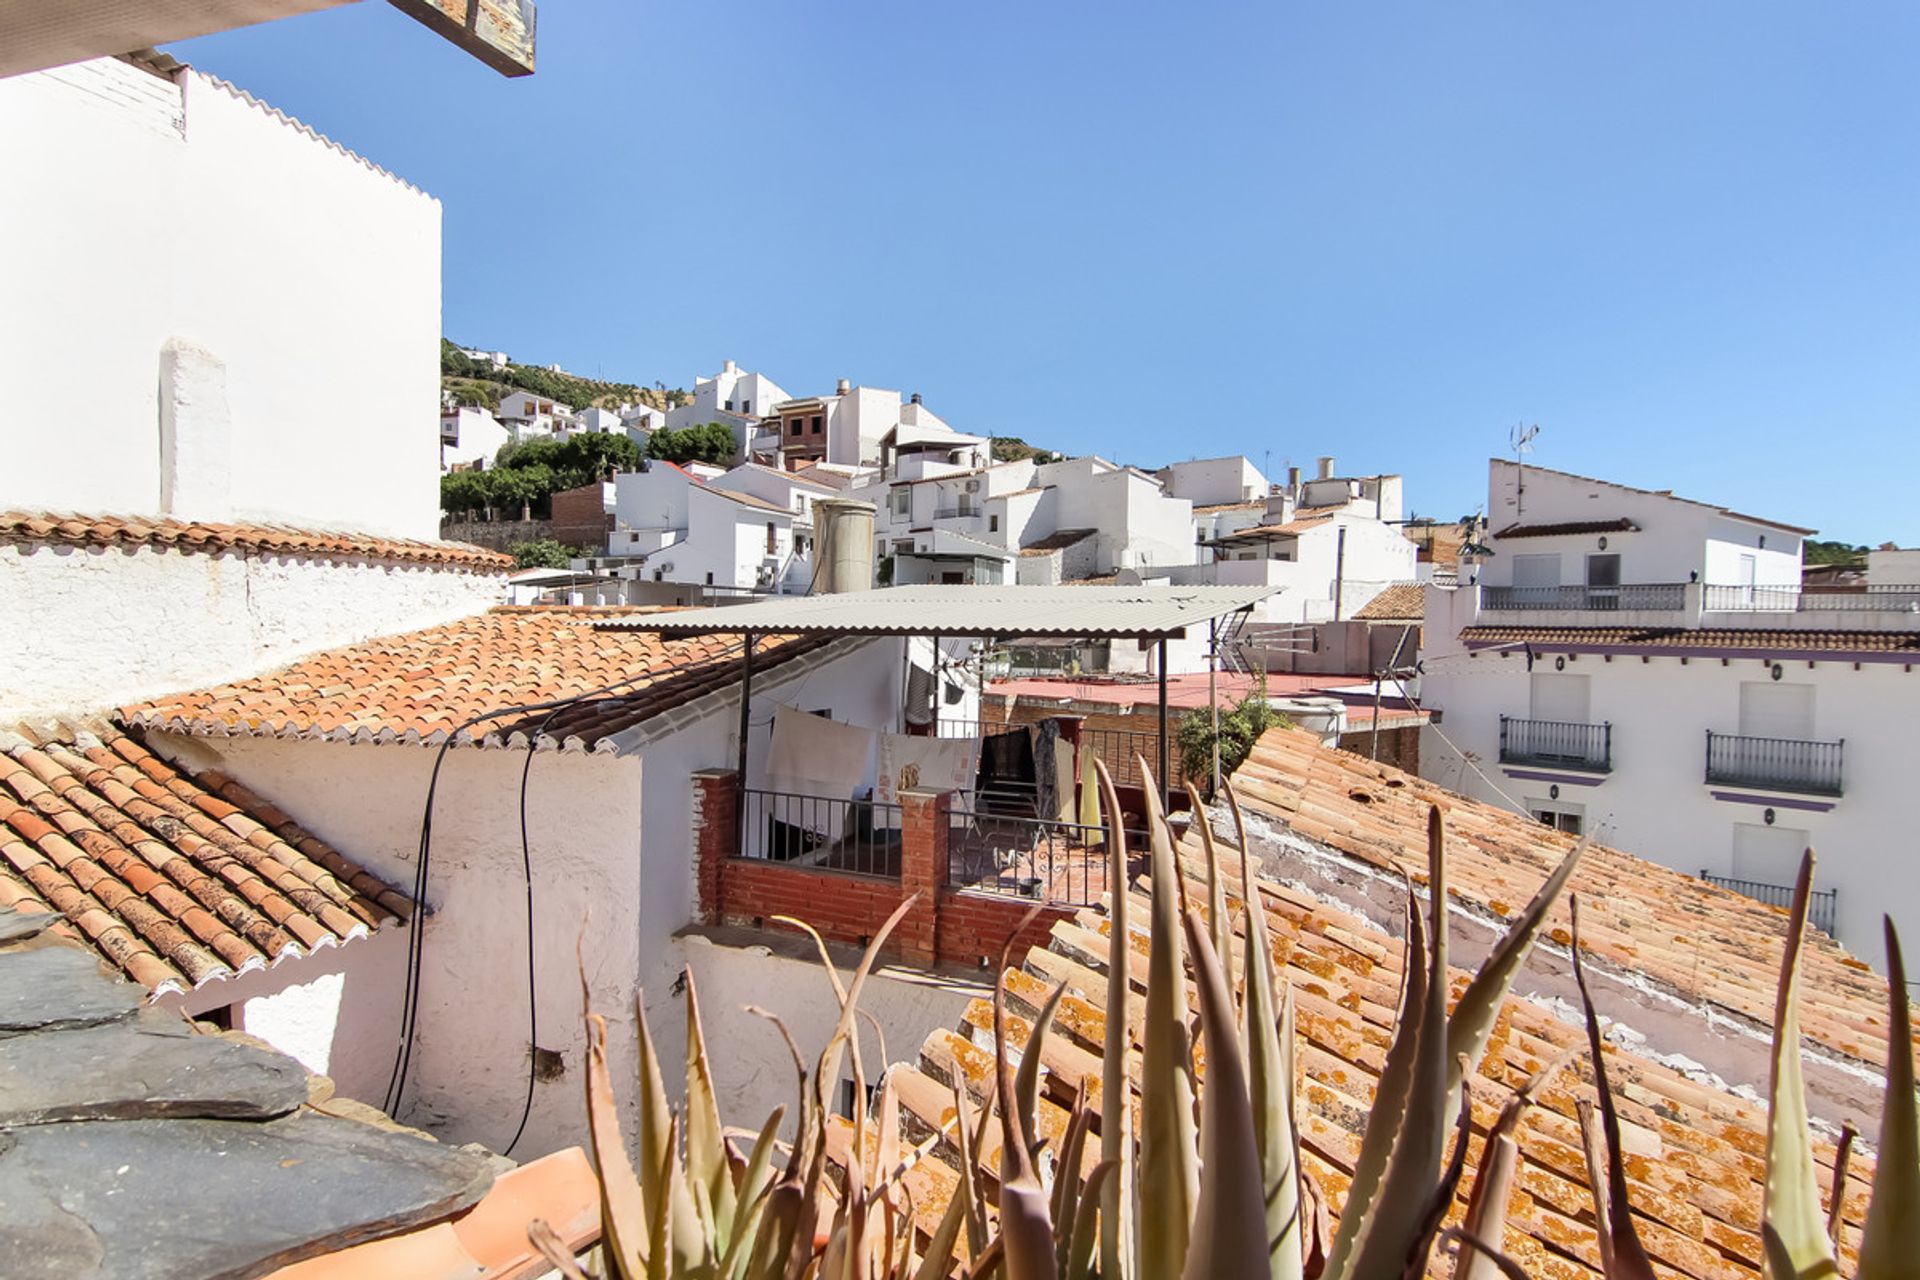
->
[1510, 423, 1539, 519]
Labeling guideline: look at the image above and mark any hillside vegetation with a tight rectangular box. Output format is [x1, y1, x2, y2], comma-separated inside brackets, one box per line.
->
[441, 339, 687, 413]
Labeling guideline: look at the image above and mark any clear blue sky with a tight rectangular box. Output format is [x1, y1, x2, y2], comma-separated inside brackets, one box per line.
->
[170, 2, 1918, 545]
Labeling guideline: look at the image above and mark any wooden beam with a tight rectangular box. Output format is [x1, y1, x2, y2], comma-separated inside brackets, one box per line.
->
[388, 0, 535, 77]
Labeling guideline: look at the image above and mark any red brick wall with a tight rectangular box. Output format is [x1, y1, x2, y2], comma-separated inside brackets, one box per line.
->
[691, 775, 1076, 967]
[550, 481, 614, 550]
[1336, 724, 1421, 773]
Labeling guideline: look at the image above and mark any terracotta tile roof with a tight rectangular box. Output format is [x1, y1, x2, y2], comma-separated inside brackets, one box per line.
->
[1459, 625, 1920, 658]
[0, 511, 513, 572]
[0, 726, 406, 997]
[1353, 582, 1426, 620]
[1191, 499, 1265, 514]
[862, 730, 1892, 1279]
[1016, 528, 1096, 556]
[122, 607, 830, 752]
[1212, 513, 1337, 541]
[1492, 518, 1640, 539]
[700, 486, 792, 515]
[1233, 727, 1903, 1070]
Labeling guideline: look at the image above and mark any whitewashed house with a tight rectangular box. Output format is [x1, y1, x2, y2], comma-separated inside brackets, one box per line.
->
[496, 390, 574, 440]
[594, 460, 826, 597]
[772, 381, 960, 471]
[0, 53, 515, 1122]
[666, 359, 792, 429]
[1419, 458, 1920, 969]
[440, 404, 508, 472]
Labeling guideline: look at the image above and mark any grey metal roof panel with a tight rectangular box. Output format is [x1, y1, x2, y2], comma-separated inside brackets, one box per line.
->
[595, 584, 1276, 638]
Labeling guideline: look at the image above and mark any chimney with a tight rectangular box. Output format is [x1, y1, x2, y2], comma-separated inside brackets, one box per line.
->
[1286, 465, 1301, 493]
[910, 392, 922, 406]
[836, 378, 851, 395]
[812, 499, 878, 593]
[723, 359, 738, 374]
[1317, 456, 1335, 480]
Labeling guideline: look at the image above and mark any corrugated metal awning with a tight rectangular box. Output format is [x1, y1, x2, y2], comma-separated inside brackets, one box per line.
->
[596, 584, 1275, 639]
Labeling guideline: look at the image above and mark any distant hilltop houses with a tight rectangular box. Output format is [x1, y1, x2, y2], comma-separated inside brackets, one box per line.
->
[440, 356, 1427, 651]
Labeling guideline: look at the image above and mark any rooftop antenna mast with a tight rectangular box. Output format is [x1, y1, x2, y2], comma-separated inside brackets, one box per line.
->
[1510, 422, 1540, 520]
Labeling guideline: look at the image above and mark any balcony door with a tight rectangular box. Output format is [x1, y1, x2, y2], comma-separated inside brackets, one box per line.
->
[1586, 553, 1621, 610]
[1529, 673, 1591, 724]
[1738, 682, 1814, 741]
[1512, 554, 1560, 590]
[1732, 821, 1808, 886]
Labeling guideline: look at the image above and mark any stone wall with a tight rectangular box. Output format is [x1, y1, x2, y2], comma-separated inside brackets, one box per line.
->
[439, 517, 555, 552]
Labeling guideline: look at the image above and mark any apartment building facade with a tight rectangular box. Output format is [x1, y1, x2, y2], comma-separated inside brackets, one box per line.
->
[1419, 459, 1920, 967]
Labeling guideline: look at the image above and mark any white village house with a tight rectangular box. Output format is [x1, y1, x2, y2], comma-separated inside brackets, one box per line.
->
[1419, 458, 1920, 968]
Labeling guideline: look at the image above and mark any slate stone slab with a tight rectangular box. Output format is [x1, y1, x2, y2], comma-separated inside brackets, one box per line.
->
[0, 908, 53, 944]
[0, 946, 141, 1037]
[0, 1014, 310, 1126]
[0, 1112, 497, 1280]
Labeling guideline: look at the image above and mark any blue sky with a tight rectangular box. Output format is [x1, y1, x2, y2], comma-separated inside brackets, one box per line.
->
[171, 2, 1918, 544]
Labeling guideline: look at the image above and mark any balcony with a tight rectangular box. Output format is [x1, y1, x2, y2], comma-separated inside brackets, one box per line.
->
[1704, 731, 1844, 797]
[932, 505, 980, 521]
[1701, 872, 1837, 935]
[1702, 583, 1920, 614]
[1481, 583, 1687, 612]
[1498, 716, 1611, 773]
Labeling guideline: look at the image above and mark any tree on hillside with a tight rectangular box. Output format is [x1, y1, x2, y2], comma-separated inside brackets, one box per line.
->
[647, 421, 737, 466]
[1804, 539, 1869, 566]
[991, 435, 1063, 464]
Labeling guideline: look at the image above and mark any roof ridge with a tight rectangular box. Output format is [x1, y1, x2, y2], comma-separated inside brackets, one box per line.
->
[190, 71, 432, 201]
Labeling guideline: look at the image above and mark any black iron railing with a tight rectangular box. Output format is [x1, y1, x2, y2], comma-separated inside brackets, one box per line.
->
[1704, 731, 1844, 797]
[1701, 872, 1838, 935]
[1482, 583, 1687, 611]
[1703, 582, 1920, 613]
[736, 788, 903, 878]
[933, 719, 1181, 790]
[1498, 716, 1612, 772]
[946, 808, 1110, 906]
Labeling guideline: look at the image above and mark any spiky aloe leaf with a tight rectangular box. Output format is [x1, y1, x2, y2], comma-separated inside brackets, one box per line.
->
[718, 1108, 786, 1279]
[994, 939, 1059, 1280]
[1759, 851, 1838, 1280]
[1137, 758, 1199, 1278]
[1569, 896, 1658, 1280]
[1181, 906, 1276, 1280]
[1344, 806, 1452, 1280]
[1092, 759, 1136, 1280]
[1226, 777, 1302, 1280]
[527, 1217, 595, 1280]
[1188, 781, 1234, 976]
[912, 1161, 970, 1280]
[1324, 876, 1428, 1280]
[683, 970, 738, 1253]
[582, 1010, 650, 1280]
[1066, 1161, 1119, 1280]
[1826, 1123, 1856, 1248]
[1457, 1049, 1573, 1280]
[1858, 917, 1920, 1278]
[1053, 1097, 1096, 1274]
[634, 994, 707, 1273]
[1016, 978, 1068, 1152]
[1446, 833, 1589, 1109]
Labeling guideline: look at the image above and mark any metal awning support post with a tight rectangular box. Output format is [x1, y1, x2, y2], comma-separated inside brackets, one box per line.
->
[1157, 636, 1170, 799]
[1208, 617, 1221, 795]
[735, 629, 754, 858]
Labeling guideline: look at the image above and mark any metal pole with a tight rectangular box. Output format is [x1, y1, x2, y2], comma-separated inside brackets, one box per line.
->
[735, 630, 754, 858]
[1157, 637, 1170, 799]
[1208, 617, 1221, 794]
[1333, 526, 1348, 621]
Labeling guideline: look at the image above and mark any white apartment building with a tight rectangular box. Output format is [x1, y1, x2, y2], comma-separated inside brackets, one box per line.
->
[596, 461, 819, 596]
[439, 404, 508, 472]
[1168, 457, 1415, 624]
[1419, 459, 1920, 969]
[495, 389, 574, 438]
[666, 359, 792, 430]
[772, 381, 959, 471]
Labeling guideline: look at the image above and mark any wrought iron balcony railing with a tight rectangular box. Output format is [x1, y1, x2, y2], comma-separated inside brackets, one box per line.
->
[1704, 731, 1844, 797]
[1481, 583, 1687, 611]
[1498, 716, 1612, 773]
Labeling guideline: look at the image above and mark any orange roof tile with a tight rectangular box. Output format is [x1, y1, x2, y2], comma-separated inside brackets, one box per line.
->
[1460, 625, 1920, 658]
[122, 607, 830, 752]
[0, 726, 405, 996]
[1212, 513, 1337, 541]
[870, 734, 1894, 1278]
[0, 511, 513, 572]
[1353, 582, 1426, 621]
[1232, 727, 1904, 1071]
[1016, 528, 1096, 556]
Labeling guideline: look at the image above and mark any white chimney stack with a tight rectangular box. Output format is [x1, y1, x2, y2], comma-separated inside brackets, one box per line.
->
[836, 378, 851, 395]
[1317, 455, 1336, 480]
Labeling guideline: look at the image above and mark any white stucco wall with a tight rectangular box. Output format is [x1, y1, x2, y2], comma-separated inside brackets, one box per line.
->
[674, 932, 977, 1140]
[150, 731, 646, 1159]
[1162, 456, 1267, 507]
[441, 407, 508, 472]
[1417, 630, 1920, 971]
[0, 543, 504, 721]
[0, 60, 442, 538]
[1868, 549, 1920, 585]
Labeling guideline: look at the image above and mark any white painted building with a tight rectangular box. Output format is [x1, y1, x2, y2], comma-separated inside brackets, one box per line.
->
[596, 461, 825, 596]
[1419, 459, 1920, 969]
[440, 405, 508, 471]
[496, 389, 575, 439]
[0, 57, 442, 539]
[1160, 455, 1269, 508]
[666, 359, 792, 430]
[773, 381, 960, 471]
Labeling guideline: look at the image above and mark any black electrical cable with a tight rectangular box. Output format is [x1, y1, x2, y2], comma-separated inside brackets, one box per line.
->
[380, 637, 752, 1143]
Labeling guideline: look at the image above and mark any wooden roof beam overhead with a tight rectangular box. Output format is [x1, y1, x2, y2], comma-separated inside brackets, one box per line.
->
[388, 0, 535, 77]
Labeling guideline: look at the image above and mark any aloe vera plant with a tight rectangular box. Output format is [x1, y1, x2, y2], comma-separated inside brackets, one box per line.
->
[546, 763, 1916, 1280]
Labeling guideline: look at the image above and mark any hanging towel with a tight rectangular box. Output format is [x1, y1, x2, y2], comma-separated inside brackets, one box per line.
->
[1029, 718, 1062, 820]
[1077, 741, 1101, 829]
[876, 734, 980, 807]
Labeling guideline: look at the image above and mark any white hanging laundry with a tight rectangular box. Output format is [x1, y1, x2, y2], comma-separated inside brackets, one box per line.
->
[875, 733, 980, 808]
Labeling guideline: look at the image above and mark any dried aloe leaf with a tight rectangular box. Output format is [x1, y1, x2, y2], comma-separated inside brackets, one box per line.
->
[1570, 896, 1658, 1280]
[1092, 759, 1136, 1280]
[1858, 917, 1920, 1278]
[1137, 758, 1199, 1278]
[1759, 851, 1838, 1280]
